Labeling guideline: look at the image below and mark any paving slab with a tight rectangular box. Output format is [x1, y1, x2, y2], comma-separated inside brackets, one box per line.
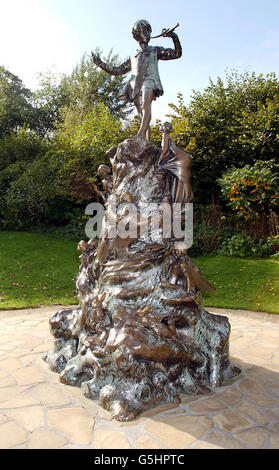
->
[0, 305, 278, 449]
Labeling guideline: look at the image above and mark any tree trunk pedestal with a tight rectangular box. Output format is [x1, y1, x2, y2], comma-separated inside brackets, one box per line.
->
[43, 137, 240, 421]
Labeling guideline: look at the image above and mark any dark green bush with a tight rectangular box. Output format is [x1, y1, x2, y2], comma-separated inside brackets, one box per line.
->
[52, 208, 90, 240]
[217, 233, 279, 258]
[188, 201, 279, 258]
[188, 202, 237, 256]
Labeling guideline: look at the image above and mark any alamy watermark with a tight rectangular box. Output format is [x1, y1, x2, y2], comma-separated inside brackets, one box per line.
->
[84, 195, 193, 248]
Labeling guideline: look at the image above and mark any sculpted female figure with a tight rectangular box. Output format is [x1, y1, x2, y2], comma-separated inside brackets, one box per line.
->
[91, 19, 182, 138]
[159, 121, 194, 204]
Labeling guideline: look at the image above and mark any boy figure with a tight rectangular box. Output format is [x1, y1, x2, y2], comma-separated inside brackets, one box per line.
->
[97, 164, 113, 198]
[91, 19, 182, 138]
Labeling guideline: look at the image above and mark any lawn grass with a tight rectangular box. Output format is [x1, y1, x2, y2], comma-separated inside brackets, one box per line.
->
[0, 231, 79, 309]
[0, 231, 278, 313]
[197, 255, 279, 314]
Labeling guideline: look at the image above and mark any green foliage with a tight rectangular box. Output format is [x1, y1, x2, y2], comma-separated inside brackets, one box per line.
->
[62, 52, 131, 119]
[190, 219, 278, 258]
[0, 127, 46, 171]
[188, 203, 236, 256]
[67, 103, 122, 161]
[0, 103, 124, 229]
[2, 61, 279, 242]
[168, 92, 191, 149]
[1, 154, 67, 229]
[51, 52, 131, 140]
[267, 234, 279, 254]
[50, 208, 90, 240]
[168, 71, 279, 202]
[64, 52, 132, 118]
[188, 201, 279, 258]
[218, 234, 263, 257]
[55, 103, 123, 200]
[31, 53, 131, 138]
[0, 58, 129, 230]
[0, 129, 49, 229]
[0, 66, 34, 137]
[31, 69, 69, 137]
[189, 222, 235, 257]
[218, 160, 279, 219]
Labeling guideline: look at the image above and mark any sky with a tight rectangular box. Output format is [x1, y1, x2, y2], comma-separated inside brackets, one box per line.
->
[1, 0, 279, 121]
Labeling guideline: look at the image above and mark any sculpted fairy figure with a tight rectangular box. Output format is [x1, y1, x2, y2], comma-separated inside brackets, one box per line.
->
[91, 19, 182, 138]
[159, 121, 193, 204]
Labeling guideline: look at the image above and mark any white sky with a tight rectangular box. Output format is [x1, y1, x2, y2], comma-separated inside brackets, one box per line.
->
[0, 1, 76, 84]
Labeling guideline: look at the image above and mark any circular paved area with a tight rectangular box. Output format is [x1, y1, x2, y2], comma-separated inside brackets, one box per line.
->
[0, 305, 278, 449]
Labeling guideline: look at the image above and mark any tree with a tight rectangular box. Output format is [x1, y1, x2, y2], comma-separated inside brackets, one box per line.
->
[31, 69, 69, 137]
[0, 52, 136, 229]
[168, 71, 279, 203]
[0, 128, 45, 172]
[64, 51, 131, 119]
[53, 103, 123, 202]
[31, 52, 131, 138]
[0, 66, 33, 137]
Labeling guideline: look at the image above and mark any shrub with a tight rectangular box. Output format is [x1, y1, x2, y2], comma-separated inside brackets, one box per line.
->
[218, 160, 279, 221]
[218, 234, 257, 257]
[1, 153, 66, 229]
[262, 235, 279, 255]
[217, 233, 279, 258]
[0, 128, 46, 171]
[188, 201, 279, 258]
[188, 202, 237, 256]
[52, 207, 90, 240]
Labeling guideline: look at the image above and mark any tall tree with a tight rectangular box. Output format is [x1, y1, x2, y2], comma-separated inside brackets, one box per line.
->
[64, 51, 131, 118]
[0, 66, 33, 137]
[31, 69, 69, 138]
[32, 52, 132, 138]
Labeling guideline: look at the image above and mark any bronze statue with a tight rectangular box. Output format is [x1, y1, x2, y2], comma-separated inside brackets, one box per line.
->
[91, 164, 113, 203]
[44, 135, 240, 420]
[159, 121, 193, 204]
[97, 164, 113, 199]
[91, 20, 182, 138]
[44, 21, 241, 422]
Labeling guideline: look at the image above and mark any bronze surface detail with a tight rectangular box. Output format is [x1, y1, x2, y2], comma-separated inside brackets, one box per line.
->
[44, 132, 241, 421]
[91, 19, 182, 138]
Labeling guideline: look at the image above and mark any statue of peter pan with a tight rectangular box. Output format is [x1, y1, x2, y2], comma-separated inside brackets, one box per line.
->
[91, 19, 182, 138]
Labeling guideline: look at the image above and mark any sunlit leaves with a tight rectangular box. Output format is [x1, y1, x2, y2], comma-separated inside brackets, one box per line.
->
[167, 71, 279, 203]
[218, 160, 279, 219]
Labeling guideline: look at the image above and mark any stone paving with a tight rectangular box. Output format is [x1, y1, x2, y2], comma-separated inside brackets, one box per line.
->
[0, 305, 279, 449]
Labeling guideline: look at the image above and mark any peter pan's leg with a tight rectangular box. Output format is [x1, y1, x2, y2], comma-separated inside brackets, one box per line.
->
[134, 95, 142, 117]
[137, 88, 154, 138]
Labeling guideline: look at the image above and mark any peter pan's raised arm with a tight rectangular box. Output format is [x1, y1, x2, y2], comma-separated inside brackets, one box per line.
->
[157, 32, 182, 60]
[91, 52, 131, 75]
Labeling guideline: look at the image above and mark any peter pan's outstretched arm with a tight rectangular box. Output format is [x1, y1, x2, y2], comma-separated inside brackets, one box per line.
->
[91, 52, 131, 75]
[157, 31, 182, 60]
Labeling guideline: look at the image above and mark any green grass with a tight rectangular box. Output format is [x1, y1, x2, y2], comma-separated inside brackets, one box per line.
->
[197, 255, 279, 314]
[0, 231, 79, 309]
[0, 231, 278, 314]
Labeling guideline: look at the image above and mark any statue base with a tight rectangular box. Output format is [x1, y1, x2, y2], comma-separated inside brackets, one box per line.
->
[43, 137, 240, 421]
